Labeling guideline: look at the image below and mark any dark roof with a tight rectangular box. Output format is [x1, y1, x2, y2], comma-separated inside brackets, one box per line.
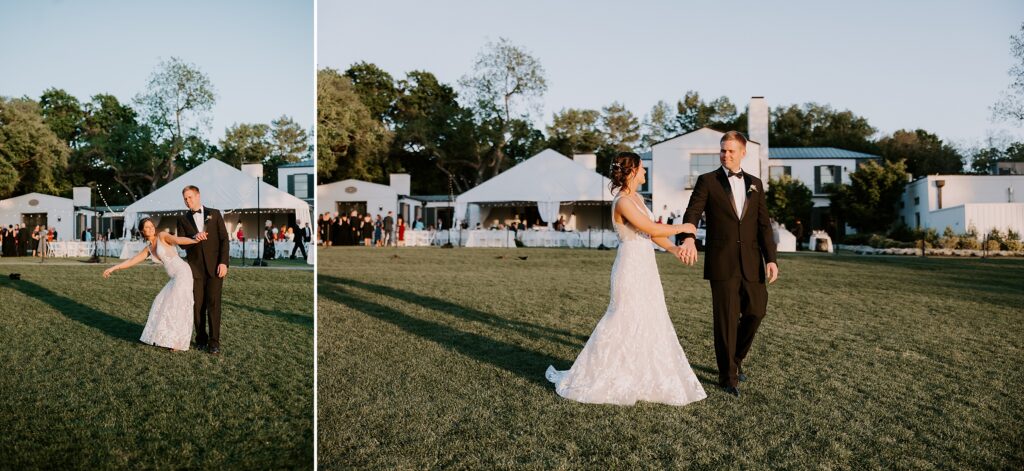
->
[769, 147, 880, 159]
[278, 159, 313, 168]
[408, 194, 455, 202]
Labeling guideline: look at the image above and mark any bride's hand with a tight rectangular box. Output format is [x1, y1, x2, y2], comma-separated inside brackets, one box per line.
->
[103, 267, 115, 278]
[678, 223, 697, 234]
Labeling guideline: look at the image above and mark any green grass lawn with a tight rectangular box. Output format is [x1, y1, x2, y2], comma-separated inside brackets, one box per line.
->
[0, 258, 313, 469]
[318, 247, 1024, 469]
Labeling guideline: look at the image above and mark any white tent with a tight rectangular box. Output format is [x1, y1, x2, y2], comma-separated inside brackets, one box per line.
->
[122, 159, 311, 238]
[455, 149, 614, 228]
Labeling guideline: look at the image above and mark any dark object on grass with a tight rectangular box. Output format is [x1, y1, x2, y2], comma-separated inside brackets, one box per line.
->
[496, 255, 506, 259]
[391, 254, 400, 259]
[518, 256, 528, 260]
[9, 273, 21, 280]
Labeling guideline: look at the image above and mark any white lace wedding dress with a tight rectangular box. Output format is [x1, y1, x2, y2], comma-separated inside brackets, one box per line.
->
[546, 195, 707, 406]
[139, 241, 194, 351]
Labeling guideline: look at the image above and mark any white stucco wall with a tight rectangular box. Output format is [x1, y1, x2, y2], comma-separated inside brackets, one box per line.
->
[0, 193, 78, 240]
[768, 158, 860, 207]
[650, 128, 762, 220]
[317, 180, 398, 219]
[900, 175, 1024, 231]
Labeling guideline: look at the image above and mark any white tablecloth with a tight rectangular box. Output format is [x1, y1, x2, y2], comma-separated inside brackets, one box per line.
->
[405, 230, 434, 247]
[465, 230, 516, 248]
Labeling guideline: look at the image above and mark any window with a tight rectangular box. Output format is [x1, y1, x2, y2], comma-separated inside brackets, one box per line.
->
[289, 173, 312, 199]
[769, 166, 791, 180]
[688, 153, 718, 188]
[814, 165, 841, 194]
[915, 212, 920, 228]
[914, 196, 920, 206]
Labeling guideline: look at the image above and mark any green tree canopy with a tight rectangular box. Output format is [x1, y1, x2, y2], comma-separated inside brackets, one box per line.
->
[770, 103, 878, 154]
[829, 159, 909, 233]
[317, 68, 391, 182]
[876, 129, 964, 177]
[0, 97, 70, 198]
[766, 175, 813, 234]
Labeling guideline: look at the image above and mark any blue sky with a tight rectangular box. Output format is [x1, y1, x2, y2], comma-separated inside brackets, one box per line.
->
[0, 0, 314, 141]
[318, 0, 1024, 148]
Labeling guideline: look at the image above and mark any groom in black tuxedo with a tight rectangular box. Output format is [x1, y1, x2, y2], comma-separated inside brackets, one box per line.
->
[177, 185, 230, 354]
[679, 131, 779, 397]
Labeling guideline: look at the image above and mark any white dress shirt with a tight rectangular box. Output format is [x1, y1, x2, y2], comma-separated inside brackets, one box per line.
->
[192, 207, 205, 232]
[721, 166, 746, 218]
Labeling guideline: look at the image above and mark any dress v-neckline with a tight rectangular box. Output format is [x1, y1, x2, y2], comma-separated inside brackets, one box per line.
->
[149, 240, 163, 263]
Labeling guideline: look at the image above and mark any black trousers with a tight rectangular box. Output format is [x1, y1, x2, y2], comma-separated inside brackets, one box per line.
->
[193, 271, 224, 348]
[291, 240, 307, 258]
[709, 277, 768, 387]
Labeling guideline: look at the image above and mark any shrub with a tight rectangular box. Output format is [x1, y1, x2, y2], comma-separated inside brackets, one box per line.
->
[959, 237, 981, 250]
[985, 239, 1002, 252]
[843, 233, 873, 245]
[1006, 239, 1024, 252]
[939, 226, 959, 249]
[1007, 229, 1021, 242]
[888, 223, 916, 243]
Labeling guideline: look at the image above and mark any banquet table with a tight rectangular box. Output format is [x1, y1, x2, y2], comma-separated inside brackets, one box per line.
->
[464, 230, 516, 248]
[404, 230, 434, 247]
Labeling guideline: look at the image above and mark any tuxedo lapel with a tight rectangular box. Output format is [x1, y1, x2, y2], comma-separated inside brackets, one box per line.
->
[185, 209, 199, 234]
[715, 170, 740, 220]
[741, 174, 753, 221]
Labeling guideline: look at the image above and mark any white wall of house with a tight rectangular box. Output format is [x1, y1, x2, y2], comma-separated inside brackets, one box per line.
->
[767, 158, 861, 207]
[650, 128, 763, 220]
[0, 193, 79, 240]
[901, 174, 1019, 232]
[317, 180, 398, 219]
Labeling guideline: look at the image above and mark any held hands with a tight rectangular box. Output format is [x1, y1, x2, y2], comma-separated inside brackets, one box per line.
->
[766, 262, 779, 284]
[194, 231, 209, 241]
[217, 263, 228, 278]
[676, 238, 698, 266]
[677, 223, 697, 234]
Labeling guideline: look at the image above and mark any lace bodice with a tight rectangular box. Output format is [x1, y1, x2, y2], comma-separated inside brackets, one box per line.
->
[150, 240, 190, 279]
[612, 195, 653, 242]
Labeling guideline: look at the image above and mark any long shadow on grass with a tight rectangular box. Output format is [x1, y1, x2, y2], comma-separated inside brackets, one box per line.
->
[320, 279, 565, 388]
[0, 279, 140, 342]
[223, 300, 313, 328]
[320, 276, 587, 348]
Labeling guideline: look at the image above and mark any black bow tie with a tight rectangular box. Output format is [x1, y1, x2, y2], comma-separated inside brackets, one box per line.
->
[190, 209, 202, 215]
[728, 170, 743, 179]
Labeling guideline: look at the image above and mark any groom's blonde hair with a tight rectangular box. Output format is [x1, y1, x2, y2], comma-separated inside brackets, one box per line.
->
[720, 131, 748, 146]
[182, 185, 200, 194]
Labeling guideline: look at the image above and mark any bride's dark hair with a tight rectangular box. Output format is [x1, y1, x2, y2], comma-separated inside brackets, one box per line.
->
[609, 151, 642, 194]
[138, 218, 154, 232]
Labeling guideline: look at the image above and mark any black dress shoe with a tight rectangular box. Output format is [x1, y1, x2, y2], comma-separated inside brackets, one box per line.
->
[196, 343, 208, 352]
[722, 385, 740, 397]
[738, 365, 748, 382]
[209, 346, 220, 355]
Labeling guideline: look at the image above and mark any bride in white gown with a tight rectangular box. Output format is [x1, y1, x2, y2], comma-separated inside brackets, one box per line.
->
[546, 152, 707, 406]
[103, 218, 201, 351]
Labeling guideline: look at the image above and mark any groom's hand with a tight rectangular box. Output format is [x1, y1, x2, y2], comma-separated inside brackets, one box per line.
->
[217, 263, 228, 278]
[766, 262, 779, 284]
[679, 238, 698, 266]
[194, 232, 209, 241]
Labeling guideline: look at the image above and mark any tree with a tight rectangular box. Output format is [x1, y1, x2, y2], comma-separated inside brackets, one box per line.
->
[993, 22, 1024, 123]
[876, 129, 964, 177]
[674, 91, 739, 133]
[134, 57, 216, 189]
[459, 38, 547, 183]
[829, 159, 909, 234]
[0, 97, 70, 199]
[344, 62, 399, 123]
[770, 103, 877, 154]
[266, 115, 309, 185]
[76, 93, 159, 203]
[317, 68, 391, 182]
[504, 118, 546, 165]
[218, 123, 271, 169]
[546, 108, 603, 157]
[39, 88, 85, 149]
[641, 100, 677, 149]
[766, 175, 813, 233]
[601, 102, 640, 152]
[391, 70, 481, 193]
[968, 141, 1024, 174]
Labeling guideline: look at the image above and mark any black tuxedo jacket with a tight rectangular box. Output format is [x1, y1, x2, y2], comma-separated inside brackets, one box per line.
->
[683, 169, 777, 282]
[176, 207, 230, 278]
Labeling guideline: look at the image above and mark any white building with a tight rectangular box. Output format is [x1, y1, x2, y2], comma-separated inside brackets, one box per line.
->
[277, 159, 314, 208]
[899, 174, 1024, 237]
[317, 174, 422, 223]
[0, 192, 85, 240]
[649, 97, 880, 233]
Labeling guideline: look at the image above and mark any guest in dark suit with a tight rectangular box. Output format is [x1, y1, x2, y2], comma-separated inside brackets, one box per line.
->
[679, 131, 779, 397]
[291, 222, 310, 259]
[176, 185, 230, 354]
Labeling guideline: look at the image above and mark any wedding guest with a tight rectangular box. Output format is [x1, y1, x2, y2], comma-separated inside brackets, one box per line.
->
[373, 215, 383, 247]
[285, 227, 295, 242]
[236, 223, 245, 242]
[334, 215, 346, 246]
[383, 211, 394, 246]
[263, 220, 275, 260]
[290, 222, 310, 259]
[361, 215, 373, 247]
[414, 218, 424, 230]
[397, 216, 406, 246]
